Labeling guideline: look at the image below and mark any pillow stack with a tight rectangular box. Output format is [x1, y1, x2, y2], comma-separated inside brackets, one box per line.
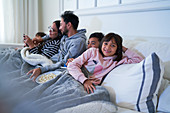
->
[102, 53, 164, 113]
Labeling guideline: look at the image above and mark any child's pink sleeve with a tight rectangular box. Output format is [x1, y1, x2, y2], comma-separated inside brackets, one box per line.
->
[121, 49, 144, 64]
[67, 48, 93, 84]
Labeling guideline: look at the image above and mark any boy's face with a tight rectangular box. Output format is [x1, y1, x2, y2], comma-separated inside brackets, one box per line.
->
[87, 37, 100, 49]
[101, 38, 117, 57]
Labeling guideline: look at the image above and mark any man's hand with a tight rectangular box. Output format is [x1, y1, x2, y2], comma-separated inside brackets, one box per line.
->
[27, 68, 41, 81]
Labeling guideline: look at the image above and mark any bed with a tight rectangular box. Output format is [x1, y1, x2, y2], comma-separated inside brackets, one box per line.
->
[0, 36, 170, 113]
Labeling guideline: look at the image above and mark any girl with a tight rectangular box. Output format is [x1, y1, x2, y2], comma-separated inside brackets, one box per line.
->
[67, 32, 143, 94]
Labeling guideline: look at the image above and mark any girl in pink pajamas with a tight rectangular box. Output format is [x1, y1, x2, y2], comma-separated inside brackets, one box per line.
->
[67, 32, 143, 93]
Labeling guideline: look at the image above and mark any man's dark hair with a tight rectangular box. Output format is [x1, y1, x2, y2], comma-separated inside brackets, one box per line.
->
[61, 11, 79, 30]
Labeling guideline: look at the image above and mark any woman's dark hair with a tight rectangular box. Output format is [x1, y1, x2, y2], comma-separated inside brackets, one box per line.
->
[61, 11, 79, 30]
[89, 32, 104, 42]
[99, 33, 123, 61]
[53, 20, 63, 39]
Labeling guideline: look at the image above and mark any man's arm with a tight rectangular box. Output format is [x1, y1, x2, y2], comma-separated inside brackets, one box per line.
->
[63, 39, 86, 63]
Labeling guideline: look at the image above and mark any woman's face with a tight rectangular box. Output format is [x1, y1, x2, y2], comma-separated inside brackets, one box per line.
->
[87, 37, 100, 49]
[101, 38, 117, 57]
[49, 23, 58, 39]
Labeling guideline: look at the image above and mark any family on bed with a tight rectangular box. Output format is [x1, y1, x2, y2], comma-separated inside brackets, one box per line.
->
[23, 11, 143, 94]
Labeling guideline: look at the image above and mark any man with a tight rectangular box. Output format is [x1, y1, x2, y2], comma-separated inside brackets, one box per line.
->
[27, 11, 87, 81]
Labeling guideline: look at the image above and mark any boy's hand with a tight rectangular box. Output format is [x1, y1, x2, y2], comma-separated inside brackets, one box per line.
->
[66, 58, 74, 66]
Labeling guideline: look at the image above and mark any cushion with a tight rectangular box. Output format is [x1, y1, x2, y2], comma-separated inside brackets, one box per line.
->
[134, 42, 170, 81]
[102, 53, 164, 113]
[157, 78, 169, 97]
[123, 39, 170, 81]
[164, 62, 170, 81]
[157, 85, 170, 112]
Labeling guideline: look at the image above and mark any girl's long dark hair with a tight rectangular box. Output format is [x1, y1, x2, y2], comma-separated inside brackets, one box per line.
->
[99, 33, 123, 61]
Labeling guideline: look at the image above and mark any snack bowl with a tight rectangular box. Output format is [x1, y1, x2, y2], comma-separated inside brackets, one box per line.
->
[36, 71, 62, 84]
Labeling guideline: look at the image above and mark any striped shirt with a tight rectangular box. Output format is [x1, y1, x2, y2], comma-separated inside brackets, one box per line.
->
[29, 39, 60, 58]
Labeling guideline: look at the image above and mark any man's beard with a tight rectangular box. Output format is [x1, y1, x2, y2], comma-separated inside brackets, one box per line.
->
[62, 27, 69, 36]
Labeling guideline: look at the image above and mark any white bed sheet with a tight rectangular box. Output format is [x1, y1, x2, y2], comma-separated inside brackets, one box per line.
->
[116, 107, 142, 113]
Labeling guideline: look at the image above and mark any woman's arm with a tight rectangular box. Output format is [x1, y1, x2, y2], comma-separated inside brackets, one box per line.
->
[23, 35, 35, 49]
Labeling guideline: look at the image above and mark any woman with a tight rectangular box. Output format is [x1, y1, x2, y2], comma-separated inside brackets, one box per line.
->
[24, 20, 62, 58]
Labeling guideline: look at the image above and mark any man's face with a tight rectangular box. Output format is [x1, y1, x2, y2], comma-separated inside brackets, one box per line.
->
[59, 18, 69, 35]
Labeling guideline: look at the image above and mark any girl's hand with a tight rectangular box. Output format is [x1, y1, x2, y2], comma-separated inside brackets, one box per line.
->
[122, 46, 128, 53]
[66, 58, 74, 66]
[89, 77, 101, 85]
[83, 79, 96, 94]
[27, 68, 41, 81]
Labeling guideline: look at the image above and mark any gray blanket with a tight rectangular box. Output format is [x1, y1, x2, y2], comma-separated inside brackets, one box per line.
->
[0, 48, 115, 113]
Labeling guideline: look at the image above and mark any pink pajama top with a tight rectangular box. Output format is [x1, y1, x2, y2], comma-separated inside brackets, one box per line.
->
[67, 48, 143, 84]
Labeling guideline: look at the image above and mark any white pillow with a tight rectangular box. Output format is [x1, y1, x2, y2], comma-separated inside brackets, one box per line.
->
[134, 42, 170, 81]
[124, 40, 170, 81]
[157, 85, 170, 112]
[102, 53, 164, 113]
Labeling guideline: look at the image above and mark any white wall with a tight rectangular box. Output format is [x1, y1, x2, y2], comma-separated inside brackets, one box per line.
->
[39, 0, 60, 34]
[57, 0, 170, 40]
[77, 9, 170, 39]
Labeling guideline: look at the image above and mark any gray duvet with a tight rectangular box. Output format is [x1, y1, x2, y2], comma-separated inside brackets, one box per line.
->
[0, 48, 115, 113]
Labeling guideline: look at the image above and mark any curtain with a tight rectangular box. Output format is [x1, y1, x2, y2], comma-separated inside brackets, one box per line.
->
[0, 0, 5, 42]
[0, 0, 39, 43]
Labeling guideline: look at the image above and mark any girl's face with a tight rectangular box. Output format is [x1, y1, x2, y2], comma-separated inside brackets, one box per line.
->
[87, 37, 100, 49]
[101, 38, 117, 57]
